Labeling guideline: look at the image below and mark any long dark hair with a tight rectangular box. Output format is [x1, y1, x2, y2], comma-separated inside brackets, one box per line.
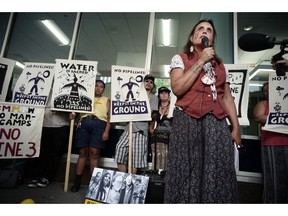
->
[183, 19, 221, 64]
[96, 172, 111, 201]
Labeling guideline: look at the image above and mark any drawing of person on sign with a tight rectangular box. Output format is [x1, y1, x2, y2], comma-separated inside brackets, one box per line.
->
[121, 76, 139, 102]
[62, 74, 87, 105]
[28, 71, 45, 95]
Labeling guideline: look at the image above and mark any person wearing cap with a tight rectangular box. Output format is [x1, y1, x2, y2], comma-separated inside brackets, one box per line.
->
[114, 74, 158, 174]
[149, 86, 172, 172]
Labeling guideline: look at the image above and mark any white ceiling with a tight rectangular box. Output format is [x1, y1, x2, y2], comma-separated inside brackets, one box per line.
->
[5, 12, 288, 81]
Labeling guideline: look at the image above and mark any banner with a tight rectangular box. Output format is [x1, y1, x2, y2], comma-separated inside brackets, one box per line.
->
[0, 102, 45, 159]
[85, 167, 149, 204]
[0, 57, 15, 102]
[51, 59, 98, 113]
[263, 73, 288, 134]
[110, 65, 151, 122]
[12, 62, 55, 106]
[225, 64, 250, 126]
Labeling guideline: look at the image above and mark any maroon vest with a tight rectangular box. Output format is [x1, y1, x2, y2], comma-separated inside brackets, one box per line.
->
[175, 52, 228, 119]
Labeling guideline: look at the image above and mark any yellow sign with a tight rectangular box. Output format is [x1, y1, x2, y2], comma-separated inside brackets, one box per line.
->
[84, 199, 102, 204]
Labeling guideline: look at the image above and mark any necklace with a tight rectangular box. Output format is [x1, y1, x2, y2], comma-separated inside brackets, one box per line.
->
[160, 104, 170, 115]
[160, 102, 169, 109]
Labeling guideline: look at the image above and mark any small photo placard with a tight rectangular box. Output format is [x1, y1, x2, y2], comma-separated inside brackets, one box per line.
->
[85, 168, 149, 204]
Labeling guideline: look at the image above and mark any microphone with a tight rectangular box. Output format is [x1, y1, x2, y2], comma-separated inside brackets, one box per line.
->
[202, 36, 209, 48]
[238, 33, 277, 52]
[202, 36, 217, 65]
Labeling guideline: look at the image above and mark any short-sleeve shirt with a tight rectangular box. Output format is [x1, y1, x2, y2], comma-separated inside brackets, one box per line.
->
[169, 54, 230, 83]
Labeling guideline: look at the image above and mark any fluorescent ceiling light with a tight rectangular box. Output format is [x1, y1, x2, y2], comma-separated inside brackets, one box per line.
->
[41, 19, 70, 46]
[249, 83, 263, 87]
[16, 61, 24, 69]
[162, 19, 171, 46]
[164, 65, 170, 77]
[99, 76, 111, 83]
[244, 26, 253, 31]
[156, 19, 177, 47]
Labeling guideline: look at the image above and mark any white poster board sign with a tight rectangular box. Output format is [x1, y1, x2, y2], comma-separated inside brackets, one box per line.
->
[263, 73, 288, 134]
[0, 102, 45, 158]
[225, 64, 250, 126]
[51, 59, 98, 113]
[110, 65, 151, 122]
[0, 57, 15, 102]
[12, 62, 55, 106]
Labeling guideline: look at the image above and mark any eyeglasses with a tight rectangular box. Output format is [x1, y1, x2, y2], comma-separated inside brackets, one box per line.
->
[145, 80, 154, 84]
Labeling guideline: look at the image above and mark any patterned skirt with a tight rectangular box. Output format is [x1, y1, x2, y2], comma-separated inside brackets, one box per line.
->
[164, 109, 239, 203]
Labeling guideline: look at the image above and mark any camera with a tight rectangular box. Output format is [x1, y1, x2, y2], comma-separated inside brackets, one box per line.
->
[271, 39, 288, 76]
[238, 33, 288, 76]
[271, 52, 286, 76]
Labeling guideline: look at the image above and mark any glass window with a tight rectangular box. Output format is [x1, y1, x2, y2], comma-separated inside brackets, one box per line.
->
[0, 13, 10, 50]
[151, 12, 233, 79]
[237, 12, 288, 136]
[75, 13, 150, 74]
[74, 13, 150, 99]
[73, 13, 150, 157]
[4, 12, 77, 90]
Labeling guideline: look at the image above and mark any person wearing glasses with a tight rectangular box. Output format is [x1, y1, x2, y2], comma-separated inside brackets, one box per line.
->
[164, 19, 241, 203]
[114, 74, 158, 174]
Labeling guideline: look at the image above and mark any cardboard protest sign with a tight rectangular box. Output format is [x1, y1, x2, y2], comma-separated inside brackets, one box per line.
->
[51, 59, 97, 113]
[110, 65, 151, 122]
[263, 73, 288, 134]
[225, 64, 250, 126]
[0, 102, 45, 158]
[0, 57, 15, 102]
[12, 62, 55, 106]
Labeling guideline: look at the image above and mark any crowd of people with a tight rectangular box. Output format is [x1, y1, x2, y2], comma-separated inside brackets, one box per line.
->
[22, 18, 288, 204]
